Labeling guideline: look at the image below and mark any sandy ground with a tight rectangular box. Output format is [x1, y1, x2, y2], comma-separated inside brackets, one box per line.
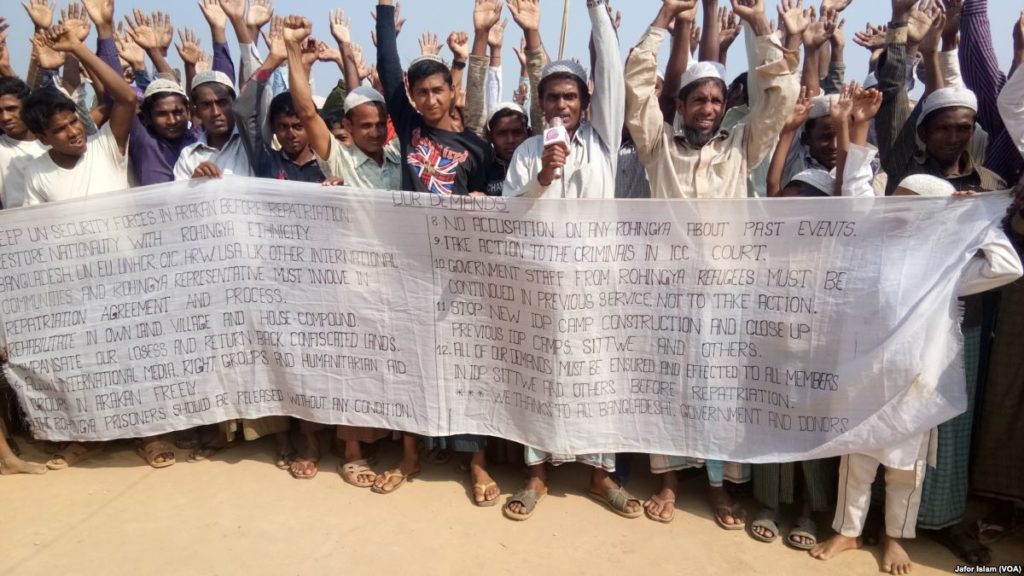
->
[1, 436, 1021, 576]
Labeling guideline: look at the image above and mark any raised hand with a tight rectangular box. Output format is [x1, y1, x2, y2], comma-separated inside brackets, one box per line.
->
[488, 19, 508, 48]
[778, 0, 810, 38]
[829, 82, 855, 126]
[783, 86, 812, 132]
[266, 16, 286, 61]
[282, 15, 312, 45]
[61, 3, 92, 42]
[906, 0, 939, 45]
[82, 0, 114, 28]
[125, 9, 160, 50]
[42, 23, 81, 52]
[508, 0, 540, 32]
[475, 0, 504, 33]
[218, 0, 245, 22]
[419, 32, 441, 56]
[853, 23, 887, 50]
[674, 0, 700, 23]
[940, 0, 964, 42]
[907, 1, 940, 45]
[23, 0, 55, 30]
[690, 25, 701, 55]
[730, 0, 766, 25]
[317, 41, 341, 63]
[115, 22, 145, 68]
[821, 0, 853, 13]
[0, 20, 11, 72]
[299, 37, 318, 70]
[352, 44, 369, 78]
[329, 8, 351, 45]
[514, 36, 527, 67]
[918, 9, 946, 53]
[247, 0, 273, 31]
[32, 30, 66, 68]
[719, 8, 741, 48]
[447, 31, 469, 60]
[850, 85, 883, 123]
[1016, 11, 1024, 56]
[198, 0, 227, 30]
[804, 7, 838, 49]
[176, 27, 202, 64]
[831, 17, 846, 48]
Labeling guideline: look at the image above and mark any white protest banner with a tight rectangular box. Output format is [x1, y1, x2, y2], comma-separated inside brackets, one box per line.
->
[0, 178, 1016, 464]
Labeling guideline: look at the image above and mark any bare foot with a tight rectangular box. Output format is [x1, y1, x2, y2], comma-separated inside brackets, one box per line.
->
[881, 537, 913, 575]
[0, 457, 48, 475]
[810, 534, 862, 560]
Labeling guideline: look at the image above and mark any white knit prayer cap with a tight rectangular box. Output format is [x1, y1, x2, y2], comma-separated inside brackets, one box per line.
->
[808, 95, 833, 120]
[344, 85, 387, 114]
[486, 102, 528, 129]
[896, 174, 957, 197]
[788, 169, 836, 195]
[541, 59, 588, 84]
[678, 61, 726, 92]
[917, 86, 978, 127]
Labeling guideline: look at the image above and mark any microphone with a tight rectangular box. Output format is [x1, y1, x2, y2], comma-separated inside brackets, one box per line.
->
[543, 117, 569, 178]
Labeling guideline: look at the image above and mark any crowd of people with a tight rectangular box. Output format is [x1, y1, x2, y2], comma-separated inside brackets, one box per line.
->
[0, 0, 1023, 572]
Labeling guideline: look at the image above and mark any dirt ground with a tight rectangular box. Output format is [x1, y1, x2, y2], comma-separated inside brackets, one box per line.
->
[1, 436, 1021, 576]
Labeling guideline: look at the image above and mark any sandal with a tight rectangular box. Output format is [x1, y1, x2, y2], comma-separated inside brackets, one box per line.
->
[750, 509, 780, 543]
[340, 459, 377, 488]
[714, 503, 747, 530]
[503, 488, 547, 521]
[786, 516, 818, 550]
[589, 486, 643, 519]
[136, 439, 176, 469]
[46, 442, 102, 470]
[643, 494, 676, 523]
[371, 468, 420, 494]
[187, 438, 234, 463]
[473, 481, 500, 507]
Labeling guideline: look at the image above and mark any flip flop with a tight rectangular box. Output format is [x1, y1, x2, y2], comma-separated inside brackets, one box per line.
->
[503, 488, 547, 521]
[46, 442, 102, 470]
[643, 494, 676, 523]
[473, 481, 500, 507]
[371, 468, 420, 494]
[786, 516, 818, 550]
[750, 509, 780, 543]
[714, 503, 747, 530]
[340, 459, 377, 488]
[589, 486, 644, 519]
[135, 439, 176, 469]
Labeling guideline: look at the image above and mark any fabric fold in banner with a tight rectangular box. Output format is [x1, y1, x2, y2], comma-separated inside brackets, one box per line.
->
[0, 177, 1018, 464]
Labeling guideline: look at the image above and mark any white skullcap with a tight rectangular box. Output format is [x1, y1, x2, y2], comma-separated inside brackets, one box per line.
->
[918, 86, 978, 127]
[679, 61, 726, 92]
[897, 174, 957, 197]
[788, 169, 836, 195]
[863, 72, 879, 90]
[541, 59, 588, 84]
[343, 85, 386, 114]
[192, 70, 236, 98]
[486, 102, 528, 129]
[143, 77, 188, 101]
[808, 95, 833, 120]
[409, 54, 445, 68]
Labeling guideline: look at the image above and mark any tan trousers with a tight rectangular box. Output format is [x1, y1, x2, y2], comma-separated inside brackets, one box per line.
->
[833, 452, 926, 539]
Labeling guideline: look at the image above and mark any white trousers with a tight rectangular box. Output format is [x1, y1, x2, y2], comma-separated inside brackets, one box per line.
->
[833, 452, 927, 539]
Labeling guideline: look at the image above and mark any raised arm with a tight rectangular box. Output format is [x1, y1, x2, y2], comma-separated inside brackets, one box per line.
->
[509, 0, 547, 129]
[376, 1, 417, 128]
[198, 0, 236, 81]
[660, 5, 697, 124]
[766, 87, 809, 197]
[48, 23, 134, 151]
[841, 85, 883, 197]
[998, 24, 1024, 158]
[589, 0, 624, 153]
[735, 0, 801, 169]
[627, 1, 696, 162]
[699, 0, 720, 63]
[280, 16, 332, 162]
[329, 10, 362, 93]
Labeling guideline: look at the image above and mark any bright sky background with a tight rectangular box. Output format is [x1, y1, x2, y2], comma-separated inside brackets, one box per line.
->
[3, 0, 1021, 99]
